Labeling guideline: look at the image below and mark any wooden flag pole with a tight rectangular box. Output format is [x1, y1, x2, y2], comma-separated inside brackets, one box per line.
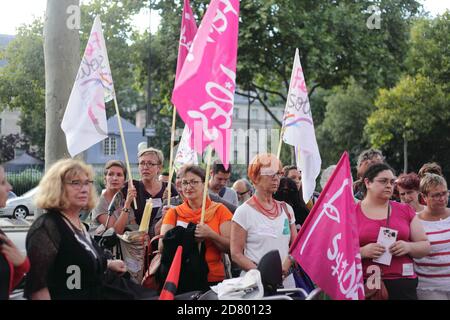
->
[200, 145, 213, 224]
[277, 127, 285, 159]
[113, 96, 137, 209]
[166, 107, 177, 207]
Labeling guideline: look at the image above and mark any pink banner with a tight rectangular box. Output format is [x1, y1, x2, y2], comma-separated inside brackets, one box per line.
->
[171, 0, 240, 168]
[175, 0, 198, 80]
[290, 152, 365, 300]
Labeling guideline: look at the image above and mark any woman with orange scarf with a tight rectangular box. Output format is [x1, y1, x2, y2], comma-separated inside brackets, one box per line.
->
[159, 165, 232, 285]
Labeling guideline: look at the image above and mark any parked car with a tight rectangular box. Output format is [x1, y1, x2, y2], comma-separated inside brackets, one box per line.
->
[8, 191, 17, 200]
[0, 187, 38, 219]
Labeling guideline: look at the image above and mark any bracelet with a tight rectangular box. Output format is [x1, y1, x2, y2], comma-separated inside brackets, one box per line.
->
[122, 207, 130, 213]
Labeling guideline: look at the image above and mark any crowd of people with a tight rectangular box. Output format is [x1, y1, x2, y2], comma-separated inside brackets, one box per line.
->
[0, 147, 449, 300]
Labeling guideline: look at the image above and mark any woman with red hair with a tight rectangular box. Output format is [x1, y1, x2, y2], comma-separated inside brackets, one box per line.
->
[231, 154, 298, 288]
[397, 173, 424, 213]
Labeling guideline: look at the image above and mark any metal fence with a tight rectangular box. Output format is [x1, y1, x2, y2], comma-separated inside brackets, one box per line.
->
[6, 169, 43, 196]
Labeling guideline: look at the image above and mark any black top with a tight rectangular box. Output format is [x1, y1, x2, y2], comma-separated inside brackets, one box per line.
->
[122, 180, 178, 238]
[0, 229, 11, 300]
[25, 210, 106, 300]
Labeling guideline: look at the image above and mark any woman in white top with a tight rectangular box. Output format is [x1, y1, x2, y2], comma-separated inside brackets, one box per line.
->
[231, 154, 297, 288]
[415, 174, 450, 300]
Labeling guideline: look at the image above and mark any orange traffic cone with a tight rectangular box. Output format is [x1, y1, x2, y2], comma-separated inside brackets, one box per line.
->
[159, 245, 183, 300]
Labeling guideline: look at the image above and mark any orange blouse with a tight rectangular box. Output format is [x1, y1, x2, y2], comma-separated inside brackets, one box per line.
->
[162, 198, 232, 282]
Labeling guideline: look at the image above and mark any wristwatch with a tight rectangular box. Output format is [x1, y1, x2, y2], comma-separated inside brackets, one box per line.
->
[122, 207, 130, 213]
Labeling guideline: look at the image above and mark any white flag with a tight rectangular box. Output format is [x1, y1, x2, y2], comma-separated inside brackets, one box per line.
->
[174, 125, 198, 172]
[62, 16, 115, 157]
[282, 48, 321, 203]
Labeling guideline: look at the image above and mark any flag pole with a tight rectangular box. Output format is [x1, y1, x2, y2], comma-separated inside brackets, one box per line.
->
[166, 107, 177, 207]
[277, 127, 285, 159]
[113, 96, 137, 209]
[200, 145, 213, 224]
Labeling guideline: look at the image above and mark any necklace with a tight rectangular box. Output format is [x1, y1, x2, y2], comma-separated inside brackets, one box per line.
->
[252, 195, 280, 219]
[61, 212, 84, 232]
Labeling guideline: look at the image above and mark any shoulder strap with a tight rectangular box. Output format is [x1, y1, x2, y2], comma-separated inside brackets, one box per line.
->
[219, 187, 226, 198]
[280, 201, 292, 221]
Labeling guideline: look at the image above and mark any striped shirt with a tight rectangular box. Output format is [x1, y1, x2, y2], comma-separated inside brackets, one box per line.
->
[414, 216, 450, 291]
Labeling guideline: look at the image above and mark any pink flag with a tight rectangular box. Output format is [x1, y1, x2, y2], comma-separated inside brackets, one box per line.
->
[175, 0, 198, 80]
[290, 152, 364, 300]
[171, 0, 240, 168]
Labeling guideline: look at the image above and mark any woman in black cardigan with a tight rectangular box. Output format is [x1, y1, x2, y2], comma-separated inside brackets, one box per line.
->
[25, 159, 128, 300]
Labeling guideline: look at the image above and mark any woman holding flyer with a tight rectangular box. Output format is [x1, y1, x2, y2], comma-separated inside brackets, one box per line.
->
[356, 163, 430, 300]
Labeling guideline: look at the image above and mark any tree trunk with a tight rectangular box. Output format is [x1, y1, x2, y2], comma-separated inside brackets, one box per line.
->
[44, 0, 80, 170]
[403, 136, 408, 173]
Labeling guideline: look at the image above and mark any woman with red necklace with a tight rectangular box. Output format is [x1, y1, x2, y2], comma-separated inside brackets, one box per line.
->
[231, 154, 298, 288]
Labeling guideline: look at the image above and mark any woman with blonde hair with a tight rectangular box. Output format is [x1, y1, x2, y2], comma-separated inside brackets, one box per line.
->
[25, 159, 127, 300]
[231, 153, 298, 288]
[415, 174, 450, 299]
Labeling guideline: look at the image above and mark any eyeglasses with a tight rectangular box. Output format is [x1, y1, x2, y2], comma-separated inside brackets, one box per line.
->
[374, 178, 396, 186]
[66, 180, 94, 190]
[428, 191, 449, 200]
[139, 161, 161, 168]
[237, 190, 250, 196]
[181, 180, 202, 188]
[261, 172, 283, 180]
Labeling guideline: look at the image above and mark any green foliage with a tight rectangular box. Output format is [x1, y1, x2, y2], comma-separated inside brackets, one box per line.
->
[0, 134, 40, 162]
[317, 78, 375, 168]
[366, 74, 448, 173]
[406, 12, 450, 92]
[0, 20, 45, 155]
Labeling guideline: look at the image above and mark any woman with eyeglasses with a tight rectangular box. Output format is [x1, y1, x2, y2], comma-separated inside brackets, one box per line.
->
[159, 165, 233, 287]
[357, 163, 430, 300]
[231, 154, 298, 288]
[414, 174, 450, 300]
[0, 165, 30, 300]
[25, 159, 128, 300]
[122, 148, 178, 238]
[92, 160, 137, 235]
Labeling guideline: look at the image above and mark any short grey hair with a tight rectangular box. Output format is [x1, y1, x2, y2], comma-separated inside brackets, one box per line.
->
[137, 147, 164, 165]
[357, 149, 384, 169]
[320, 165, 337, 190]
[420, 173, 447, 195]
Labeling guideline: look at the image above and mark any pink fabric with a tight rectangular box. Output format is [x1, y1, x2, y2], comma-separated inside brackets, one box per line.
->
[175, 0, 198, 80]
[290, 152, 364, 300]
[171, 0, 240, 168]
[356, 201, 417, 280]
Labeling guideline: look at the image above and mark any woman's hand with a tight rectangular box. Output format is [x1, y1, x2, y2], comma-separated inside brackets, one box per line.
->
[282, 256, 292, 279]
[389, 241, 411, 256]
[360, 243, 386, 259]
[124, 184, 137, 208]
[0, 234, 26, 267]
[195, 224, 214, 241]
[107, 259, 127, 274]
